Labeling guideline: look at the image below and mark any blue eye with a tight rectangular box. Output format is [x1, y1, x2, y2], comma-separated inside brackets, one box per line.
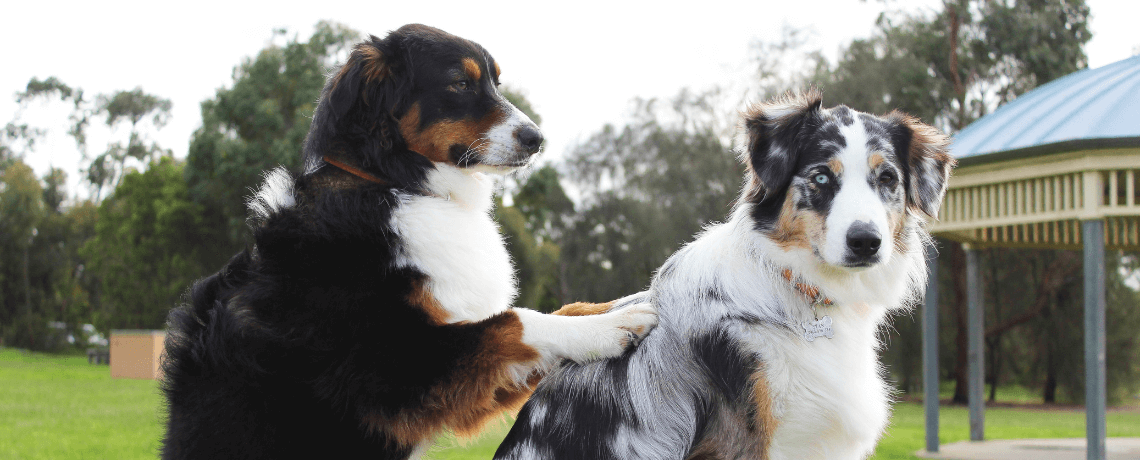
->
[814, 173, 829, 185]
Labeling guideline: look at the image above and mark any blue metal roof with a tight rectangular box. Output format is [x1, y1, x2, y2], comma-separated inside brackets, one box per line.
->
[951, 55, 1140, 160]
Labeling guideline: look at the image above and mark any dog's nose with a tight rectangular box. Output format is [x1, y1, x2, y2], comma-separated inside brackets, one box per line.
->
[846, 222, 881, 258]
[516, 125, 543, 155]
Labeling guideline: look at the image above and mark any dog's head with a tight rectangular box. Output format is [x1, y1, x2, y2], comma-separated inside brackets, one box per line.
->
[741, 90, 954, 270]
[303, 24, 542, 182]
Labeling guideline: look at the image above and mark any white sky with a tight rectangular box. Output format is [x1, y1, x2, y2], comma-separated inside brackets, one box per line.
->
[2, 0, 1137, 200]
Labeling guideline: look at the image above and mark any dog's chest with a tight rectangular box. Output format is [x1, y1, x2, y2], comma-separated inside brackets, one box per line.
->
[749, 311, 889, 460]
[391, 196, 515, 323]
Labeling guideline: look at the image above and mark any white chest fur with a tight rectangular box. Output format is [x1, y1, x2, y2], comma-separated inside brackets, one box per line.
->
[746, 305, 890, 460]
[390, 168, 516, 323]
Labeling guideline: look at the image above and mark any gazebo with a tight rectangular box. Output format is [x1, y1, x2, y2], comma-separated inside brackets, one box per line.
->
[922, 55, 1140, 460]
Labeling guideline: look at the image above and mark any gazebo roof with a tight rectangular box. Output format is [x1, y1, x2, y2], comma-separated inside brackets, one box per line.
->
[951, 55, 1140, 165]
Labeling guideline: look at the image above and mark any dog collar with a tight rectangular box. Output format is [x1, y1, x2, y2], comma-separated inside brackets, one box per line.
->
[781, 269, 833, 306]
[323, 156, 387, 184]
[781, 269, 835, 342]
[321, 156, 454, 201]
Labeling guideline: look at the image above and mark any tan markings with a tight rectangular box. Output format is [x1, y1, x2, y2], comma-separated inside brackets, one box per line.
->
[493, 61, 501, 79]
[407, 278, 450, 325]
[362, 310, 543, 444]
[827, 158, 844, 177]
[462, 57, 482, 81]
[329, 43, 388, 93]
[685, 366, 777, 459]
[552, 301, 613, 316]
[359, 45, 390, 83]
[399, 102, 508, 164]
[885, 110, 955, 216]
[868, 153, 885, 171]
[769, 188, 826, 251]
[749, 366, 778, 456]
[889, 208, 909, 254]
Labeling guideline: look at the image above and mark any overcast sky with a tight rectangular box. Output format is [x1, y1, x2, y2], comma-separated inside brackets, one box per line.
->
[3, 0, 1137, 200]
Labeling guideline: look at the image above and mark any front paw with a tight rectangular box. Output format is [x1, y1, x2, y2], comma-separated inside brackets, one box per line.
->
[612, 303, 657, 347]
[571, 303, 658, 362]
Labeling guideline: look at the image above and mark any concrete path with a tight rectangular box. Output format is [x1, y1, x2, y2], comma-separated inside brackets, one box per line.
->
[915, 438, 1140, 460]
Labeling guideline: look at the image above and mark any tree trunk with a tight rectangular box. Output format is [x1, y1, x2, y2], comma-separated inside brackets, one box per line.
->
[23, 244, 32, 314]
[947, 1, 968, 131]
[1043, 342, 1057, 403]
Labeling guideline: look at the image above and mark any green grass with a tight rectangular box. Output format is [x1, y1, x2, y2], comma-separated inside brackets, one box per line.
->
[0, 348, 164, 459]
[2, 347, 1138, 460]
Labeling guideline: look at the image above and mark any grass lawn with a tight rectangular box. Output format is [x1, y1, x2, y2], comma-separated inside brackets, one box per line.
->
[3, 347, 1138, 459]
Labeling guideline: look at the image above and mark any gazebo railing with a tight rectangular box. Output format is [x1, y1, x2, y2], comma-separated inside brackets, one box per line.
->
[933, 158, 1140, 249]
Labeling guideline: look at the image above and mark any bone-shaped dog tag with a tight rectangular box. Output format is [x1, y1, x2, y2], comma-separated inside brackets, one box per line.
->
[802, 316, 834, 342]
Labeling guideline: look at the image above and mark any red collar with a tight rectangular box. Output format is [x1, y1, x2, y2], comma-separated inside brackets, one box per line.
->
[781, 269, 833, 306]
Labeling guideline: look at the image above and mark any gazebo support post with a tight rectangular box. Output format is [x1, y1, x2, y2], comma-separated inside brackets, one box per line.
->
[1082, 219, 1107, 460]
[965, 245, 985, 442]
[923, 246, 940, 453]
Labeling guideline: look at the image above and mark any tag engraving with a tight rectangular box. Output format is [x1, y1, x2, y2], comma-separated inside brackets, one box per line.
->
[802, 316, 834, 342]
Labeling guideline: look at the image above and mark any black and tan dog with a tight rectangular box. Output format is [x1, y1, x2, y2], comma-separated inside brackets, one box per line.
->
[160, 24, 656, 460]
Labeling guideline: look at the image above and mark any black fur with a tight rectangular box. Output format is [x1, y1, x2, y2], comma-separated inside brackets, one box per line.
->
[162, 24, 533, 459]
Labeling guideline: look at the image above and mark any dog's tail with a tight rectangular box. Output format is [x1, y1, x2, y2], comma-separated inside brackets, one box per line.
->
[161, 250, 261, 386]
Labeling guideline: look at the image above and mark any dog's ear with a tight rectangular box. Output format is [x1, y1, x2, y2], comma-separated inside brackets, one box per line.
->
[326, 36, 394, 122]
[740, 89, 823, 203]
[887, 112, 956, 218]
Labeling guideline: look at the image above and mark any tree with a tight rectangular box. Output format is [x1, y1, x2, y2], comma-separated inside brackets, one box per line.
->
[185, 21, 358, 256]
[15, 77, 174, 201]
[559, 88, 742, 302]
[0, 161, 45, 343]
[81, 158, 206, 330]
[814, 0, 1091, 132]
[86, 88, 173, 197]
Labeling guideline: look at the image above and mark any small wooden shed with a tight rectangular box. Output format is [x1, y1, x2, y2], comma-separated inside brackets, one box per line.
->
[109, 330, 166, 380]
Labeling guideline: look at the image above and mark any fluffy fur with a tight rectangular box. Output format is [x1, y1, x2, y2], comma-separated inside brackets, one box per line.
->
[160, 24, 656, 460]
[495, 90, 955, 460]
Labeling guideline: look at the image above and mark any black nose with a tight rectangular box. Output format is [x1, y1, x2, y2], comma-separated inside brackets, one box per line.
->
[846, 222, 881, 258]
[516, 125, 543, 155]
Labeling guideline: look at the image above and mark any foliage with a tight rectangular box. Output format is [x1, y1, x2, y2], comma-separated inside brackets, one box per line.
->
[559, 88, 742, 302]
[0, 161, 45, 347]
[813, 0, 1091, 132]
[14, 78, 173, 200]
[80, 158, 206, 330]
[185, 21, 358, 255]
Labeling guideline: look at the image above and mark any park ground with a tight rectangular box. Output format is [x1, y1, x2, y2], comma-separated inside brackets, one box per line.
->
[2, 347, 1138, 460]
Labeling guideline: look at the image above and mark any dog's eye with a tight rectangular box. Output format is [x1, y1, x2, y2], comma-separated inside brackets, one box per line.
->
[813, 173, 830, 185]
[879, 171, 897, 187]
[452, 80, 473, 92]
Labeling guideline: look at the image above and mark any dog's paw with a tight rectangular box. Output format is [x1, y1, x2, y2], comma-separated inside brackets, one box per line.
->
[611, 302, 658, 347]
[567, 302, 658, 363]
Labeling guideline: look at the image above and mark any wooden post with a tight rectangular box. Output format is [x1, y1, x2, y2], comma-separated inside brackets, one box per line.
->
[1083, 219, 1107, 460]
[923, 246, 940, 453]
[965, 245, 985, 441]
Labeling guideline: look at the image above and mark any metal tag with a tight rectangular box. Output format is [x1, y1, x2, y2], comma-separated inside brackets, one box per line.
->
[802, 315, 834, 342]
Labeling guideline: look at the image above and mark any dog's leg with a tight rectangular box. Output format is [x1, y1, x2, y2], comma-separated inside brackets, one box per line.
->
[513, 302, 657, 367]
[551, 301, 614, 316]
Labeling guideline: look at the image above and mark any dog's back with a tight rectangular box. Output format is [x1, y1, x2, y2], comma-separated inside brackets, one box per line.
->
[161, 180, 419, 459]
